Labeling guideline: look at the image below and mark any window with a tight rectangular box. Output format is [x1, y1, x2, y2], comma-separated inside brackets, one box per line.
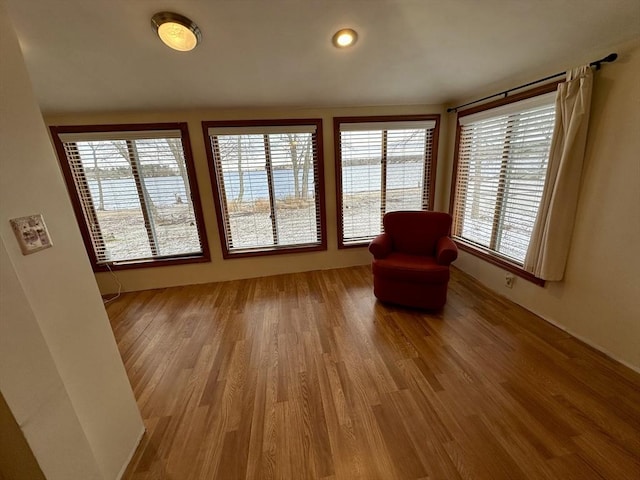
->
[334, 115, 440, 247]
[450, 85, 558, 280]
[203, 119, 326, 257]
[50, 123, 209, 270]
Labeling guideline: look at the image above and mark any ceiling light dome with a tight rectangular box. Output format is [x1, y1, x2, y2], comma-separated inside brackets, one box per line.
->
[332, 28, 358, 48]
[151, 12, 201, 52]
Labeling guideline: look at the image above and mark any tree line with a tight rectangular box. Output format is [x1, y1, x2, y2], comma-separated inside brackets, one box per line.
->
[83, 164, 182, 180]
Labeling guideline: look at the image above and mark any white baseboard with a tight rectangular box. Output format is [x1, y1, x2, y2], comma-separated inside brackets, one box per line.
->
[453, 263, 640, 374]
[535, 313, 640, 374]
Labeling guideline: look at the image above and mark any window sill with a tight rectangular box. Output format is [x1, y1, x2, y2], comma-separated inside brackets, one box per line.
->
[93, 253, 210, 272]
[338, 240, 373, 249]
[453, 239, 545, 286]
[222, 243, 326, 259]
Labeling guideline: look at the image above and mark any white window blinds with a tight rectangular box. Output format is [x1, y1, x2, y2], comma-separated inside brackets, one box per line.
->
[336, 117, 438, 246]
[54, 126, 206, 266]
[452, 93, 556, 264]
[206, 121, 325, 256]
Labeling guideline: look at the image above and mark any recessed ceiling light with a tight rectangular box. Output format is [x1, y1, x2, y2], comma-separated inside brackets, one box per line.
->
[151, 12, 202, 52]
[332, 28, 358, 48]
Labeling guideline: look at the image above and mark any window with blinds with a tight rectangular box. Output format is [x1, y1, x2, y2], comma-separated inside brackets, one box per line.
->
[334, 115, 440, 247]
[203, 119, 326, 257]
[451, 91, 556, 266]
[50, 123, 209, 270]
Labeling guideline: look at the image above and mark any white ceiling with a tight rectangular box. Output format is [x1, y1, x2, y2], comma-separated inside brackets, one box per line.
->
[6, 0, 640, 114]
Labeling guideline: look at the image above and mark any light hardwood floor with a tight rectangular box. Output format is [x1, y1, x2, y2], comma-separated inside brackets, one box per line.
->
[109, 266, 640, 480]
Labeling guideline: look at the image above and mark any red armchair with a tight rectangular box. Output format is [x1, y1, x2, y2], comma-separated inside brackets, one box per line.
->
[368, 211, 458, 310]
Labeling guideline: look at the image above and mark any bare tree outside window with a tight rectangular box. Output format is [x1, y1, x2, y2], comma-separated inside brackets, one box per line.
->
[50, 123, 208, 269]
[205, 119, 326, 257]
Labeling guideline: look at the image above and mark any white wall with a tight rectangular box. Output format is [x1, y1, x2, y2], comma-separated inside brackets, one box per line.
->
[444, 38, 640, 371]
[0, 5, 144, 479]
[0, 239, 103, 479]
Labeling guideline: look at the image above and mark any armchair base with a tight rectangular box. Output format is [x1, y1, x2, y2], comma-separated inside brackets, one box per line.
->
[373, 274, 450, 310]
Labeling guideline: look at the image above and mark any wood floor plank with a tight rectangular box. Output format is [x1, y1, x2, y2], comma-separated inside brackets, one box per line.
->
[107, 266, 640, 479]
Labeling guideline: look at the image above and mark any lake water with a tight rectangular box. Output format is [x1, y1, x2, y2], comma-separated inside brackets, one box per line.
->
[87, 163, 424, 210]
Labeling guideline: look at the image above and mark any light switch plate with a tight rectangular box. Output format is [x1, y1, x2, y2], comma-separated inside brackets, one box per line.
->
[10, 214, 53, 255]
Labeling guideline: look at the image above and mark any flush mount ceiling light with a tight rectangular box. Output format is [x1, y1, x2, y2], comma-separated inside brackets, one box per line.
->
[151, 12, 201, 52]
[332, 28, 358, 48]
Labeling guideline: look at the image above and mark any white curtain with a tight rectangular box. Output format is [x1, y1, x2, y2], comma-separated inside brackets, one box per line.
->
[524, 65, 593, 281]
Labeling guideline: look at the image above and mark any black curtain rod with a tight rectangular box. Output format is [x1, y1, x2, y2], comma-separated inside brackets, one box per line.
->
[447, 53, 618, 113]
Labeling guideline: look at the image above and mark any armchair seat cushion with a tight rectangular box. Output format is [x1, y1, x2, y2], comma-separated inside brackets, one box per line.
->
[372, 253, 450, 284]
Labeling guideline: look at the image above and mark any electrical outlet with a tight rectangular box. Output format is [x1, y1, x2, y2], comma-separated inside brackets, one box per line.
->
[505, 273, 515, 288]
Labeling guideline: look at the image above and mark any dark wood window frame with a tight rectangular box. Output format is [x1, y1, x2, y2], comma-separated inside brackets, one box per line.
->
[334, 114, 440, 249]
[449, 82, 561, 286]
[202, 118, 327, 259]
[50, 122, 210, 272]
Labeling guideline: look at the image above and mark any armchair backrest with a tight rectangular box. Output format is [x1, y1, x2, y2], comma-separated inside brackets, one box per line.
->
[383, 211, 452, 256]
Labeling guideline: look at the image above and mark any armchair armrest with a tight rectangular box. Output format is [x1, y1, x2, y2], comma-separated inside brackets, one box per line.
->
[436, 236, 458, 265]
[369, 233, 392, 259]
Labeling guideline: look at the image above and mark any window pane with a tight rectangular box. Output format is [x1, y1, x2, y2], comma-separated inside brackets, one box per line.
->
[457, 120, 506, 248]
[270, 133, 318, 246]
[216, 134, 274, 249]
[340, 130, 382, 242]
[76, 140, 151, 262]
[135, 138, 201, 257]
[495, 109, 554, 261]
[386, 129, 427, 212]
